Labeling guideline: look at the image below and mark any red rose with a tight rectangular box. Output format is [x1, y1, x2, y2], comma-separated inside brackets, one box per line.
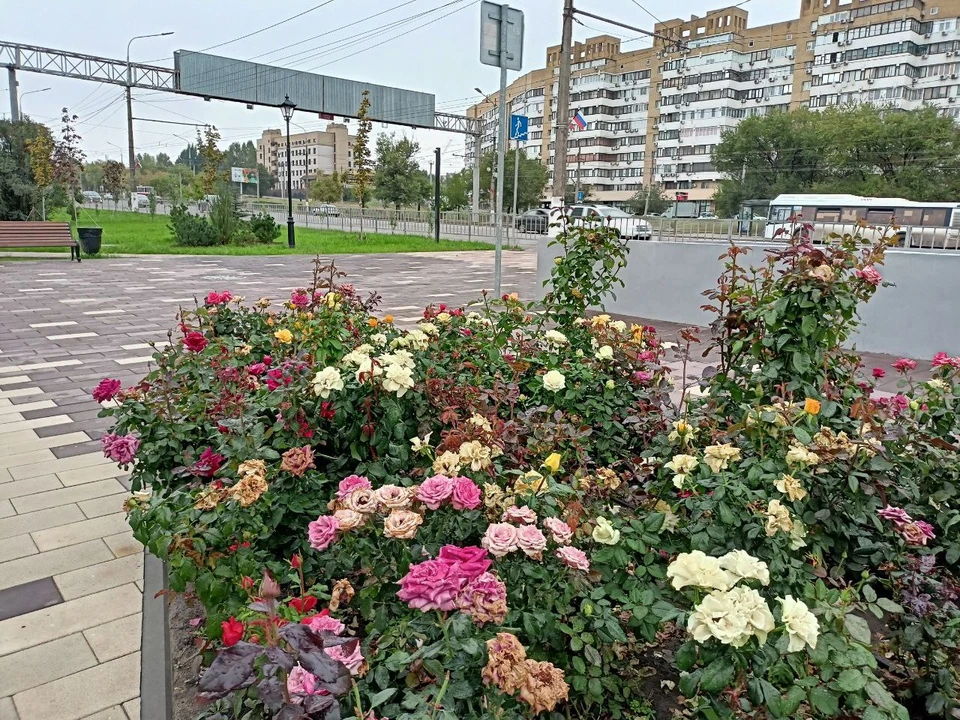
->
[291, 553, 302, 569]
[183, 332, 208, 353]
[92, 378, 122, 403]
[221, 617, 244, 646]
[241, 576, 255, 590]
[289, 595, 318, 614]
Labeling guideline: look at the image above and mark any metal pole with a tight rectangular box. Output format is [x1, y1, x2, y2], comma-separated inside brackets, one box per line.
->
[126, 86, 136, 198]
[472, 135, 481, 216]
[643, 181, 652, 216]
[7, 68, 19, 122]
[551, 0, 574, 201]
[575, 145, 582, 200]
[512, 139, 520, 214]
[286, 117, 295, 248]
[434, 147, 441, 243]
[494, 4, 510, 295]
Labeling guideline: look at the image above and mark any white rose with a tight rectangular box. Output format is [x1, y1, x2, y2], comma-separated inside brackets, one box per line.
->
[355, 356, 382, 383]
[418, 322, 439, 337]
[718, 550, 770, 586]
[595, 345, 614, 361]
[667, 550, 735, 592]
[382, 362, 415, 397]
[610, 320, 627, 333]
[542, 370, 566, 392]
[779, 595, 820, 652]
[311, 367, 344, 398]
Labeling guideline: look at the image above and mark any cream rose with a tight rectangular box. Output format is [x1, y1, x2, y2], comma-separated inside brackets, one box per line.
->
[667, 550, 734, 591]
[779, 595, 820, 652]
[591, 516, 621, 545]
[383, 509, 423, 539]
[312, 366, 345, 398]
[542, 370, 566, 392]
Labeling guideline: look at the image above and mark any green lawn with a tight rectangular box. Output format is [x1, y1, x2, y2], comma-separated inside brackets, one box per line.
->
[6, 210, 493, 257]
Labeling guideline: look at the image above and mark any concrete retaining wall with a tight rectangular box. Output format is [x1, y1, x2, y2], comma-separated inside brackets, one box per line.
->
[536, 239, 960, 358]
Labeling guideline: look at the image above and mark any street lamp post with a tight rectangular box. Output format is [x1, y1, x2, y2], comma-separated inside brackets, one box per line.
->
[280, 95, 297, 249]
[18, 87, 50, 117]
[126, 32, 174, 200]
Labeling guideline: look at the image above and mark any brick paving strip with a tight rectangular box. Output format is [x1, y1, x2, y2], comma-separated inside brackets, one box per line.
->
[0, 250, 920, 720]
[0, 250, 535, 720]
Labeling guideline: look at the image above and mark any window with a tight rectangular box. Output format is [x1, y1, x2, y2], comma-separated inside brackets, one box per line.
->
[923, 208, 949, 226]
[866, 209, 895, 224]
[816, 208, 842, 222]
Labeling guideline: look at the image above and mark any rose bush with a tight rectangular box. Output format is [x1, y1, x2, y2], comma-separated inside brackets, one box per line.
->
[103, 226, 960, 718]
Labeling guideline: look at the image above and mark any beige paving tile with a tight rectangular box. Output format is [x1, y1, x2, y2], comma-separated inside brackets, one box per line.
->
[58, 464, 128, 487]
[0, 584, 142, 656]
[12, 359, 83, 372]
[0, 375, 30, 386]
[82, 708, 128, 720]
[102, 530, 142, 559]
[55, 553, 144, 601]
[0, 387, 42, 399]
[121, 697, 139, 720]
[0, 539, 113, 591]
[77, 493, 129, 519]
[0, 533, 38, 563]
[0, 504, 85, 540]
[0, 634, 98, 697]
[0, 400, 55, 417]
[0, 696, 17, 720]
[31, 513, 130, 552]
[0, 448, 57, 471]
[11, 453, 116, 481]
[12, 651, 140, 720]
[0, 500, 13, 519]
[11, 479, 126, 514]
[83, 613, 141, 662]
[0, 415, 72, 436]
[0, 469, 11, 485]
[0, 474, 62, 502]
[0, 431, 90, 454]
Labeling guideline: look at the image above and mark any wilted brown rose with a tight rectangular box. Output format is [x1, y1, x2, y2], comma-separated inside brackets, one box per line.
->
[238, 459, 267, 479]
[517, 660, 569, 715]
[376, 484, 414, 510]
[595, 467, 621, 491]
[481, 633, 529, 695]
[230, 474, 268, 507]
[194, 487, 227, 510]
[344, 488, 379, 514]
[383, 510, 423, 539]
[280, 446, 315, 477]
[334, 509, 366, 531]
[329, 579, 355, 612]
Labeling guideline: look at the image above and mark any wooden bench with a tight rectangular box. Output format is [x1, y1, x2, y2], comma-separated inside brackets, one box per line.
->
[0, 222, 81, 262]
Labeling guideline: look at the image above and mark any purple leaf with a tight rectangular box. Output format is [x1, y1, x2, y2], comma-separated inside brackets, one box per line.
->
[263, 645, 295, 671]
[258, 676, 285, 711]
[197, 642, 262, 696]
[276, 704, 309, 720]
[304, 694, 340, 718]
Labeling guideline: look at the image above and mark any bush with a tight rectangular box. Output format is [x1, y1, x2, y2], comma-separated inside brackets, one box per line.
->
[249, 212, 281, 243]
[97, 225, 960, 719]
[168, 204, 218, 247]
[209, 191, 240, 246]
[230, 222, 259, 246]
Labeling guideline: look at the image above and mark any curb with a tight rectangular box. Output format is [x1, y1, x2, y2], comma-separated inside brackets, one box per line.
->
[140, 551, 172, 720]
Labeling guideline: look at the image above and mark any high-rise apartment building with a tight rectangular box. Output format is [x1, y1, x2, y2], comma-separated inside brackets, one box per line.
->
[257, 123, 354, 195]
[466, 0, 960, 211]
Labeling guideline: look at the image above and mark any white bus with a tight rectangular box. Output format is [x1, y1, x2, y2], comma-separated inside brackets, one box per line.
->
[764, 193, 960, 249]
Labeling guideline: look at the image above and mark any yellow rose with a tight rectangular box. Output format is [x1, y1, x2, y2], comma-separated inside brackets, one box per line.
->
[274, 329, 293, 344]
[541, 453, 562, 474]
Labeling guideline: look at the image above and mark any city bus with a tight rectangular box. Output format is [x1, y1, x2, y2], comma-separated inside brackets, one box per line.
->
[764, 193, 960, 249]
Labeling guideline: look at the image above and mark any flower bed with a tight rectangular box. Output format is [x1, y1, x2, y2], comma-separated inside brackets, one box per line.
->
[102, 229, 960, 719]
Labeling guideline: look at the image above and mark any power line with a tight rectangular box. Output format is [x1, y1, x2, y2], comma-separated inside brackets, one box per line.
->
[198, 0, 338, 54]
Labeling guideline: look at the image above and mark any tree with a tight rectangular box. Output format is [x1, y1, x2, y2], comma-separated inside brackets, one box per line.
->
[196, 126, 225, 196]
[310, 171, 345, 203]
[25, 125, 55, 219]
[352, 90, 374, 239]
[626, 183, 670, 215]
[51, 108, 85, 224]
[176, 144, 199, 172]
[102, 160, 127, 211]
[156, 152, 173, 169]
[373, 134, 430, 210]
[223, 141, 257, 171]
[479, 149, 548, 212]
[257, 163, 276, 193]
[1, 118, 52, 220]
[440, 168, 472, 210]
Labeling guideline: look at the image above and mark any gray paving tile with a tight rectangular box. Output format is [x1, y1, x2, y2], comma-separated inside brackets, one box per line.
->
[0, 577, 63, 621]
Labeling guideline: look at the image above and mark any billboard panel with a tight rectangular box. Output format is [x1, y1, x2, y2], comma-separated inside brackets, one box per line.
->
[231, 167, 259, 184]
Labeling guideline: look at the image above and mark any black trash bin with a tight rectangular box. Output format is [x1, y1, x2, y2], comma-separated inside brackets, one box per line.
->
[77, 227, 102, 256]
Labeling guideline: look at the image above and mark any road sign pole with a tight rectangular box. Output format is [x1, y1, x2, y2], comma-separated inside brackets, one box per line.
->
[494, 5, 509, 296]
[512, 139, 519, 214]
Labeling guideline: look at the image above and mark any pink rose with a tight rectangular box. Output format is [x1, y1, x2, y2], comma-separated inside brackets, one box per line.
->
[92, 378, 122, 403]
[892, 358, 917, 373]
[856, 267, 883, 286]
[205, 291, 232, 306]
[290, 289, 311, 308]
[877, 505, 912, 527]
[437, 545, 491, 581]
[308, 515, 339, 551]
[543, 517, 573, 545]
[416, 475, 455, 510]
[900, 521, 935, 546]
[556, 546, 590, 572]
[337, 475, 372, 499]
[248, 362, 267, 376]
[457, 571, 508, 625]
[502, 505, 537, 525]
[396, 559, 465, 612]
[516, 525, 547, 559]
[451, 476, 481, 510]
[101, 432, 139, 464]
[481, 523, 519, 558]
[302, 614, 345, 635]
[872, 367, 886, 380]
[325, 640, 364, 675]
[932, 352, 960, 369]
[286, 665, 328, 698]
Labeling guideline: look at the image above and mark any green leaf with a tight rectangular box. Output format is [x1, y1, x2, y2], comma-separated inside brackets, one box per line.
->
[783, 685, 806, 715]
[700, 658, 734, 694]
[836, 669, 866, 692]
[588, 677, 603, 699]
[862, 585, 877, 603]
[876, 598, 904, 614]
[368, 688, 396, 709]
[844, 614, 872, 645]
[809, 688, 840, 716]
[679, 670, 701, 697]
[674, 640, 698, 672]
[793, 426, 812, 445]
[862, 708, 886, 720]
[801, 314, 817, 336]
[583, 644, 601, 666]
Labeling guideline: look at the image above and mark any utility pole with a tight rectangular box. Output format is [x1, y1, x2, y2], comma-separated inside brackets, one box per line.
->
[472, 136, 481, 218]
[434, 146, 441, 243]
[126, 86, 135, 197]
[551, 0, 574, 202]
[7, 68, 19, 122]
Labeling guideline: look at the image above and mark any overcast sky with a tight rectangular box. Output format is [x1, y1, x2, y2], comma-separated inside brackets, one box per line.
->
[4, 0, 789, 172]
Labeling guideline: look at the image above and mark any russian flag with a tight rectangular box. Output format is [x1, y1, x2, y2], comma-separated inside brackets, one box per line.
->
[571, 111, 587, 130]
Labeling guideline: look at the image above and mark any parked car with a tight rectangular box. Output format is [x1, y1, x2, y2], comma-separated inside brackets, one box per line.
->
[82, 190, 102, 203]
[131, 193, 150, 208]
[515, 208, 549, 233]
[102, 193, 114, 201]
[698, 212, 719, 220]
[566, 204, 652, 240]
[310, 204, 341, 216]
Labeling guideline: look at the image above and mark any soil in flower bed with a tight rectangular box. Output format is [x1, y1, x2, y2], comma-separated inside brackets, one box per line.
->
[170, 592, 206, 720]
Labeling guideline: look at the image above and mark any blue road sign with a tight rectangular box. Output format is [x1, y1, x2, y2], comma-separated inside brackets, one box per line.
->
[510, 114, 529, 141]
[576, 191, 585, 202]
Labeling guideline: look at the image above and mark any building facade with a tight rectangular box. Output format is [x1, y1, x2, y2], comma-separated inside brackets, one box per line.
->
[466, 0, 960, 210]
[257, 123, 354, 195]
